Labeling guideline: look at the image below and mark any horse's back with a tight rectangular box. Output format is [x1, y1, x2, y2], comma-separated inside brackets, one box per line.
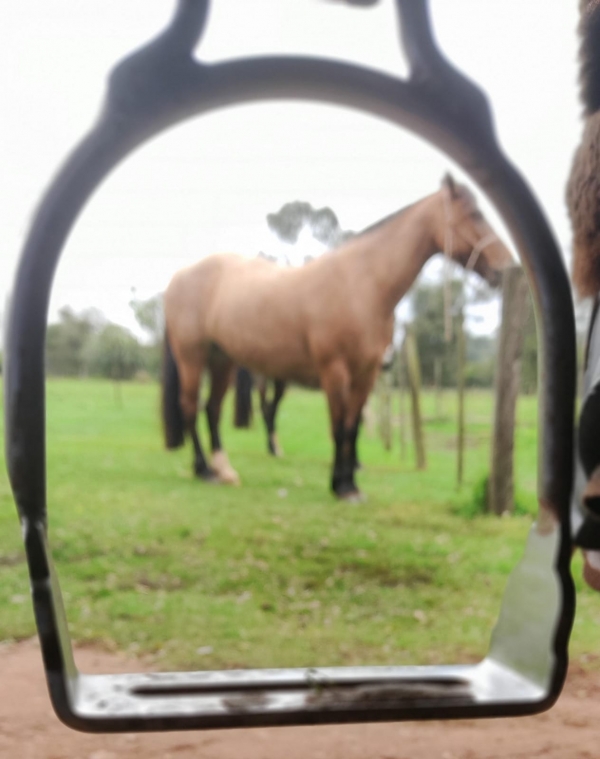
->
[163, 250, 371, 382]
[168, 253, 245, 292]
[164, 253, 246, 350]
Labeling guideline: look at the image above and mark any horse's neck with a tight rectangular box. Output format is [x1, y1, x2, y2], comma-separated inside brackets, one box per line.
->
[346, 195, 440, 314]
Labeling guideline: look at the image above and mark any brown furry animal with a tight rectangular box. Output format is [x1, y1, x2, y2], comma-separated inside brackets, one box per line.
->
[161, 176, 513, 500]
[567, 1, 600, 296]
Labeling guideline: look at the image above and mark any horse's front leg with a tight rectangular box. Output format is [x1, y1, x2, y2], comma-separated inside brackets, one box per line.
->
[323, 359, 376, 500]
[332, 416, 361, 499]
[346, 373, 379, 484]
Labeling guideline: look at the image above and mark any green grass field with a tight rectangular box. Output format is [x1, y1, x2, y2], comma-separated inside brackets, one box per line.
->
[0, 379, 598, 671]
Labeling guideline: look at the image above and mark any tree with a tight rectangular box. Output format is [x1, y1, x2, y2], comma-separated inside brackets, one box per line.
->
[85, 324, 143, 381]
[411, 281, 461, 387]
[267, 201, 353, 252]
[465, 335, 496, 388]
[130, 294, 164, 378]
[411, 280, 497, 388]
[129, 294, 164, 346]
[520, 301, 537, 394]
[45, 306, 105, 376]
[403, 325, 426, 470]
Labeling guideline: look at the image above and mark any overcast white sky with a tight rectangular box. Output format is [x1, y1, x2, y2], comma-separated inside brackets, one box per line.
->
[0, 1, 582, 338]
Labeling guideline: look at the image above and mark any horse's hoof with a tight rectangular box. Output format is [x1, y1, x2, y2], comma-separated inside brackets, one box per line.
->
[195, 466, 219, 482]
[216, 469, 241, 486]
[268, 434, 284, 457]
[212, 450, 241, 486]
[334, 484, 366, 503]
[341, 490, 367, 504]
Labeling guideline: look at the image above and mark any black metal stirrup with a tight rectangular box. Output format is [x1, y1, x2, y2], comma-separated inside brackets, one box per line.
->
[4, 0, 576, 733]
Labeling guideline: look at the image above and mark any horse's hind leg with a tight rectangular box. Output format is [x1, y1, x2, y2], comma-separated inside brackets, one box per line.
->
[178, 357, 217, 482]
[259, 378, 286, 456]
[206, 349, 240, 485]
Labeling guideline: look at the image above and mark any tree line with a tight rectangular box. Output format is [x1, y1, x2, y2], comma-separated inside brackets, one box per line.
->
[39, 282, 537, 392]
[411, 280, 537, 392]
[36, 197, 543, 387]
[44, 298, 162, 380]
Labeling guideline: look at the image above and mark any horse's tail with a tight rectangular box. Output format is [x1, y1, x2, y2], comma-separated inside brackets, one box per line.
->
[161, 331, 185, 449]
[234, 367, 253, 428]
[579, 2, 600, 115]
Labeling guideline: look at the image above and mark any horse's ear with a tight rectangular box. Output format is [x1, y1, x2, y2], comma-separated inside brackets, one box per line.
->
[442, 173, 458, 199]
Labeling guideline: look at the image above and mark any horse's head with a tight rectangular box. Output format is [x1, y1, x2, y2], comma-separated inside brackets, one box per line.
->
[436, 173, 514, 287]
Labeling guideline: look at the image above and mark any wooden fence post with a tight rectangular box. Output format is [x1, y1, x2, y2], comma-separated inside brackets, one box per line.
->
[404, 325, 426, 470]
[397, 351, 407, 461]
[378, 370, 393, 451]
[434, 357, 443, 419]
[456, 308, 466, 487]
[488, 266, 530, 514]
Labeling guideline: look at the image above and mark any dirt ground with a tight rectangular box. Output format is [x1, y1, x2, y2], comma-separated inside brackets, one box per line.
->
[0, 640, 598, 759]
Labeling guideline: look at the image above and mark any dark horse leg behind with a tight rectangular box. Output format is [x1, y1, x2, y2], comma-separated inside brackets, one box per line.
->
[233, 367, 253, 428]
[258, 377, 287, 456]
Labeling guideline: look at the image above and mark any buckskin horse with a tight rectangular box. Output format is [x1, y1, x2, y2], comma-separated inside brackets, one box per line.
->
[161, 174, 514, 499]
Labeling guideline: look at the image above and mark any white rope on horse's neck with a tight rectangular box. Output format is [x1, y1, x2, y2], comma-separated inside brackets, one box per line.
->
[441, 188, 498, 342]
[464, 231, 498, 273]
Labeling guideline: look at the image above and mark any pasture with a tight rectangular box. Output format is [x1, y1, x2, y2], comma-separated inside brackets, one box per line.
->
[0, 378, 598, 672]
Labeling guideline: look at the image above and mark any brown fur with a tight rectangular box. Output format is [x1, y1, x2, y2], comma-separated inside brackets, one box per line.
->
[567, 113, 600, 296]
[163, 176, 514, 497]
[567, 2, 600, 297]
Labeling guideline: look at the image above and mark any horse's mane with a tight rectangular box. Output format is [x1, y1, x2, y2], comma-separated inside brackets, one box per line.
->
[351, 183, 475, 243]
[350, 203, 414, 242]
[567, 1, 600, 296]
